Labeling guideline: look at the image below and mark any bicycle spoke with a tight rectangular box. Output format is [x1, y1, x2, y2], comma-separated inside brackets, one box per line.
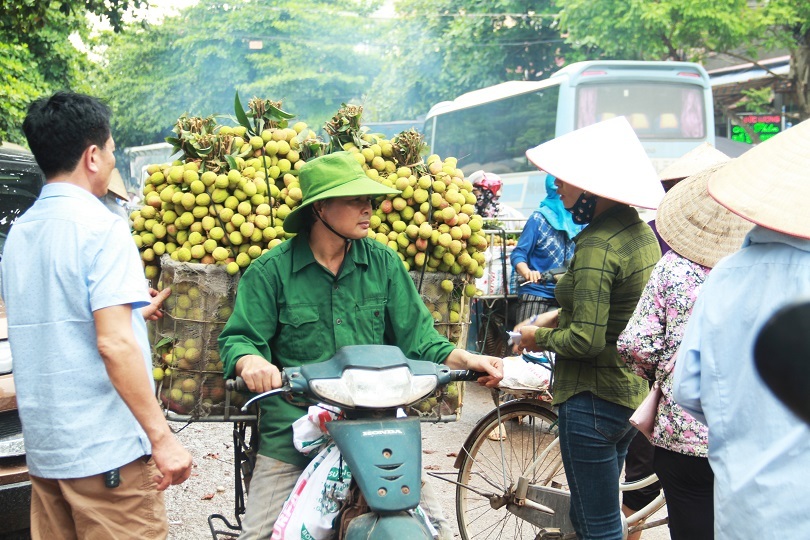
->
[457, 402, 567, 540]
[467, 469, 508, 492]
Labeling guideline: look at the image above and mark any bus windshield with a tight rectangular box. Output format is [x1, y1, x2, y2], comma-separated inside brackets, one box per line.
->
[428, 86, 559, 176]
[576, 82, 706, 139]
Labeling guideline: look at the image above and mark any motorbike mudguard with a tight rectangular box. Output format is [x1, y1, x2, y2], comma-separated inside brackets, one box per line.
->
[344, 512, 432, 540]
[327, 418, 422, 513]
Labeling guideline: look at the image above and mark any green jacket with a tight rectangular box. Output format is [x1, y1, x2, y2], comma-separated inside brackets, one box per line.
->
[536, 205, 661, 410]
[219, 233, 455, 466]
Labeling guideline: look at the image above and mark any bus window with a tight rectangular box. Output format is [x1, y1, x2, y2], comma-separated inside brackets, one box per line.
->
[576, 82, 706, 139]
[364, 120, 421, 139]
[431, 86, 560, 176]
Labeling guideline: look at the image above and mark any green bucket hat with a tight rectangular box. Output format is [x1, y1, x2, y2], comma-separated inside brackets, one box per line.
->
[283, 151, 401, 233]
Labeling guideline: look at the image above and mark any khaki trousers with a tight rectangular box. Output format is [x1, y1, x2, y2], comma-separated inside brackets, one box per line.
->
[29, 455, 168, 540]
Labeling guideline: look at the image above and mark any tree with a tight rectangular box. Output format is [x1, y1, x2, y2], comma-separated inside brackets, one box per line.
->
[763, 1, 810, 120]
[0, 43, 50, 143]
[556, 0, 810, 121]
[364, 0, 587, 122]
[0, 0, 141, 143]
[0, 10, 90, 144]
[557, 0, 755, 61]
[92, 0, 384, 148]
[0, 0, 146, 34]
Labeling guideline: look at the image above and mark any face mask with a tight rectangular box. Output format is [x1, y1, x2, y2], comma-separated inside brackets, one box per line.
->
[569, 192, 597, 224]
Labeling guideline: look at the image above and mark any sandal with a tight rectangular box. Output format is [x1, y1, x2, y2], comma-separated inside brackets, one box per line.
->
[487, 424, 507, 441]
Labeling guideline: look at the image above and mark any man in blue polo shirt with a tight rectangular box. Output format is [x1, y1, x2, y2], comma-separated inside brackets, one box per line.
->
[0, 92, 192, 538]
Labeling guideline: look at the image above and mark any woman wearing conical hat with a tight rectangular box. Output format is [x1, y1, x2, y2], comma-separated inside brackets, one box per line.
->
[517, 117, 664, 539]
[618, 161, 752, 539]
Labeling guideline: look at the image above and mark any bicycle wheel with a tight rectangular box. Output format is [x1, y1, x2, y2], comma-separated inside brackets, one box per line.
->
[456, 399, 568, 540]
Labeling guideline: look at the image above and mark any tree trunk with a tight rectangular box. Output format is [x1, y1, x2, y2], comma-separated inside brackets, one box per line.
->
[791, 28, 810, 122]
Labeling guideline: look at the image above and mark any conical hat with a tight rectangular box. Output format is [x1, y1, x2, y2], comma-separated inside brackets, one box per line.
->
[708, 118, 810, 239]
[657, 162, 752, 268]
[658, 143, 730, 182]
[525, 116, 664, 209]
[107, 168, 129, 201]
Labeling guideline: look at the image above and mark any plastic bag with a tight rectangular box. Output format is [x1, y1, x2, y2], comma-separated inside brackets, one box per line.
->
[293, 405, 341, 456]
[272, 443, 351, 540]
[499, 356, 552, 391]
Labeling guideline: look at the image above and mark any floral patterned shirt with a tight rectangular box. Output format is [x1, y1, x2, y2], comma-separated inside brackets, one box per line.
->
[617, 250, 709, 457]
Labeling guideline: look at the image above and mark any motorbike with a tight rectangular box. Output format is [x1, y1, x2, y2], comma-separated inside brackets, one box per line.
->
[228, 344, 484, 540]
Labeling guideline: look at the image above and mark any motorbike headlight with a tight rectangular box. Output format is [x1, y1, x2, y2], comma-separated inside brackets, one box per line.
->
[310, 366, 437, 408]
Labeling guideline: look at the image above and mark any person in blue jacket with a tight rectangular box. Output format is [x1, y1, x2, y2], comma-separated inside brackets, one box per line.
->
[511, 173, 581, 325]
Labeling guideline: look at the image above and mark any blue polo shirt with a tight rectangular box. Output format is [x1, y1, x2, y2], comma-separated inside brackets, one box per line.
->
[0, 183, 153, 479]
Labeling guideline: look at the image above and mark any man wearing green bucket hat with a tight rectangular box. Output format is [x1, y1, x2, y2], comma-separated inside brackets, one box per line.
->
[219, 151, 503, 540]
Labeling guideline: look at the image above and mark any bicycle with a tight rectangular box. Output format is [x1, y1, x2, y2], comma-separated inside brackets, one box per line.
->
[432, 352, 668, 540]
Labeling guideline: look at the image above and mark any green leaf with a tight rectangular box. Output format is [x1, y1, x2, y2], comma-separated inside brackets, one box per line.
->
[233, 91, 252, 133]
[155, 336, 173, 349]
[165, 136, 182, 154]
[224, 154, 238, 170]
[267, 103, 295, 120]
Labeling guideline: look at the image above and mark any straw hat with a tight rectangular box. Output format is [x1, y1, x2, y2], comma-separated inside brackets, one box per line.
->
[107, 168, 129, 201]
[656, 162, 753, 268]
[283, 152, 400, 233]
[708, 118, 810, 240]
[658, 142, 730, 182]
[525, 116, 664, 209]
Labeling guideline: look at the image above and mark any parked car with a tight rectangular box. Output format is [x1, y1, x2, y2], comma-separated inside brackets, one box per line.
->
[0, 142, 45, 537]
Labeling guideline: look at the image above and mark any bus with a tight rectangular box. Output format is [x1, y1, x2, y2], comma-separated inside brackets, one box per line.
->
[423, 60, 715, 216]
[364, 120, 423, 139]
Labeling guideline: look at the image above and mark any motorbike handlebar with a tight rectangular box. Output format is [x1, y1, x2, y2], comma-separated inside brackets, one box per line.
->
[229, 370, 486, 392]
[449, 370, 488, 382]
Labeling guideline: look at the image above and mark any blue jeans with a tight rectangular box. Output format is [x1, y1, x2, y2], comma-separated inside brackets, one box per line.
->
[558, 392, 637, 540]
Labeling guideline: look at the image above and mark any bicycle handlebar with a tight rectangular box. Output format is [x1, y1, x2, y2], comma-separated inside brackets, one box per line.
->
[516, 265, 568, 287]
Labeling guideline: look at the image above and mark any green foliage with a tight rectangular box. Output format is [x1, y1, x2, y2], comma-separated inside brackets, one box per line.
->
[0, 2, 105, 143]
[557, 0, 757, 61]
[233, 92, 294, 137]
[0, 0, 146, 34]
[0, 42, 49, 144]
[740, 87, 774, 113]
[93, 0, 382, 148]
[364, 0, 585, 121]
